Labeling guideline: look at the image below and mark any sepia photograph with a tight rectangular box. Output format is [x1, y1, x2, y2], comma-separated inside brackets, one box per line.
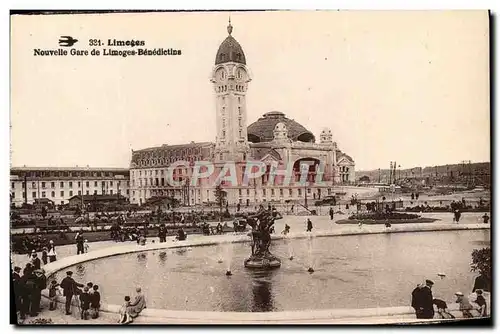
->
[9, 10, 491, 325]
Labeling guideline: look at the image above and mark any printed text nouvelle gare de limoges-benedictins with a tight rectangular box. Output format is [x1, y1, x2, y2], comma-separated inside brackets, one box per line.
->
[34, 39, 182, 57]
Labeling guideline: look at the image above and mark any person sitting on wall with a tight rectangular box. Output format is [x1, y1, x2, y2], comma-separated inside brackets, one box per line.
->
[127, 287, 147, 319]
[176, 228, 187, 241]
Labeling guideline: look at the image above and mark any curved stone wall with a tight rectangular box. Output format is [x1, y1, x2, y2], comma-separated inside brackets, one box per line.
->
[41, 223, 490, 324]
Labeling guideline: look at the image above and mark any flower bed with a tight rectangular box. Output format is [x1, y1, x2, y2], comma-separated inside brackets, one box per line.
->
[348, 212, 420, 220]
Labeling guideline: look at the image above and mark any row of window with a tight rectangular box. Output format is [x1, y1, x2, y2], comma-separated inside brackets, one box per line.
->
[136, 156, 200, 167]
[13, 189, 131, 199]
[16, 171, 124, 178]
[12, 180, 129, 189]
[131, 168, 188, 179]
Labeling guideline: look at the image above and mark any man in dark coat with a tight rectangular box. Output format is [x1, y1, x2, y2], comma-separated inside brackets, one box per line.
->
[12, 266, 23, 317]
[31, 269, 47, 315]
[411, 284, 423, 318]
[75, 231, 85, 255]
[329, 207, 334, 220]
[306, 219, 313, 232]
[60, 271, 84, 315]
[420, 279, 435, 319]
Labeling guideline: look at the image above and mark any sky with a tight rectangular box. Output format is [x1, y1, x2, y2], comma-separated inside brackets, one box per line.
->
[10, 10, 490, 171]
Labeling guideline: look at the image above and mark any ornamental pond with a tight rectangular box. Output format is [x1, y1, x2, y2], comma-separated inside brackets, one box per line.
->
[53, 229, 490, 312]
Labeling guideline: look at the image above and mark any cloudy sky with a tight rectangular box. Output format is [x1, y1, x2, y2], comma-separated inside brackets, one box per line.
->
[10, 10, 489, 170]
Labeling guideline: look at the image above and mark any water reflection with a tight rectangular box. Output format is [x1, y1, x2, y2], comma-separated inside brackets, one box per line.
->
[76, 263, 85, 277]
[137, 253, 147, 266]
[62, 230, 489, 312]
[249, 269, 276, 312]
[159, 251, 167, 265]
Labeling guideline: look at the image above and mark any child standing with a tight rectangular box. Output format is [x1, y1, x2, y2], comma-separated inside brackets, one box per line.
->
[48, 279, 60, 311]
[84, 240, 90, 253]
[474, 290, 488, 317]
[90, 285, 101, 319]
[79, 286, 91, 320]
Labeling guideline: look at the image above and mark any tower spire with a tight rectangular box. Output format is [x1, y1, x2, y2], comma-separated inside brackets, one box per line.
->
[227, 16, 233, 35]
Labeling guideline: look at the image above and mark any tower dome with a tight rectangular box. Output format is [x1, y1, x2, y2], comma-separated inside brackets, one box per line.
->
[215, 18, 247, 65]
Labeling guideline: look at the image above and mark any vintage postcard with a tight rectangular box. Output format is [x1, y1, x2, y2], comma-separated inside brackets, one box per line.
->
[9, 10, 491, 325]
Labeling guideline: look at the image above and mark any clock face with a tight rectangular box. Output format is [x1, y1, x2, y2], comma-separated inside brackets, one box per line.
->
[216, 68, 226, 82]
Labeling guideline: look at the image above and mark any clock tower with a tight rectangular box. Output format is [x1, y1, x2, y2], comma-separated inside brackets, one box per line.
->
[211, 19, 251, 162]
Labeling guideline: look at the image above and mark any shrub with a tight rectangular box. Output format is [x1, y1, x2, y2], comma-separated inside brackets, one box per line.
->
[471, 247, 491, 279]
[348, 212, 420, 220]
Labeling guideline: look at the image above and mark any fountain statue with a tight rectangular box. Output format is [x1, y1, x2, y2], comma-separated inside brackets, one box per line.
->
[244, 207, 283, 269]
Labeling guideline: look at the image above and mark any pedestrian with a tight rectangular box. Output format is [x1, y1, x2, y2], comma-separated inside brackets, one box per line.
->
[455, 292, 474, 318]
[454, 209, 461, 223]
[482, 213, 490, 224]
[412, 280, 435, 319]
[84, 240, 90, 253]
[306, 218, 313, 232]
[90, 285, 101, 319]
[48, 240, 57, 262]
[474, 290, 487, 317]
[41, 247, 48, 265]
[59, 270, 84, 315]
[48, 279, 60, 311]
[329, 207, 334, 220]
[79, 286, 91, 320]
[31, 269, 47, 315]
[411, 283, 424, 318]
[30, 252, 41, 270]
[75, 231, 85, 255]
[12, 266, 23, 317]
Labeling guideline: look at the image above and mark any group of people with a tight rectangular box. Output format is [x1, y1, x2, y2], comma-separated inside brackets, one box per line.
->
[12, 264, 47, 319]
[57, 271, 101, 320]
[411, 279, 488, 320]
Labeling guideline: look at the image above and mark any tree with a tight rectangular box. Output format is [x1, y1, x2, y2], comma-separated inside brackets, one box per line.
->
[214, 185, 227, 221]
[471, 247, 491, 292]
[471, 247, 491, 278]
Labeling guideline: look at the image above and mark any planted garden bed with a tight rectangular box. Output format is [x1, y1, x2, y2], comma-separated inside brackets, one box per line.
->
[335, 212, 439, 225]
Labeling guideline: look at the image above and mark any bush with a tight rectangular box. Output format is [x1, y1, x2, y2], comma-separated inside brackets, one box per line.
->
[349, 212, 420, 220]
[471, 247, 491, 279]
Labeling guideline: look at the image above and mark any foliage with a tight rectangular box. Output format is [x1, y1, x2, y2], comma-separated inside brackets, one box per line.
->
[348, 212, 420, 220]
[28, 318, 53, 325]
[471, 247, 491, 279]
[214, 185, 227, 209]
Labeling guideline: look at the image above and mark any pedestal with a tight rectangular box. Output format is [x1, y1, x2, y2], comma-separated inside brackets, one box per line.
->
[244, 252, 281, 269]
